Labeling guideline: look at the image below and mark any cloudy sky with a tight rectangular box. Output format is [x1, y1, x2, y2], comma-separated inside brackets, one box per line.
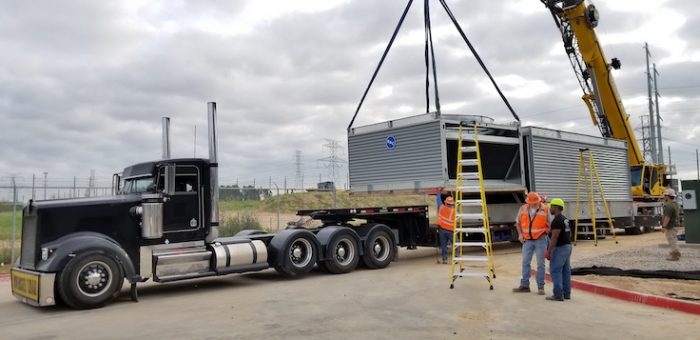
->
[1, 0, 699, 195]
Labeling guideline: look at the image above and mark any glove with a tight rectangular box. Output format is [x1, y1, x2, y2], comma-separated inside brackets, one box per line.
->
[545, 250, 551, 261]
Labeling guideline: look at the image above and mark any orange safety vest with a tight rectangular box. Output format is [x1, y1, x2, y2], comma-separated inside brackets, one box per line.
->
[518, 204, 549, 239]
[437, 204, 455, 231]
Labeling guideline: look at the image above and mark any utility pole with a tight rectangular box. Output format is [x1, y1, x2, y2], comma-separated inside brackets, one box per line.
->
[31, 173, 35, 200]
[295, 150, 302, 190]
[668, 146, 672, 185]
[645, 42, 657, 163]
[653, 63, 663, 164]
[11, 176, 18, 263]
[73, 176, 77, 198]
[43, 172, 48, 200]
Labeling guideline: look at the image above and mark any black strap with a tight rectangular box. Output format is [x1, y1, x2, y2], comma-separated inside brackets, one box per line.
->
[437, 0, 520, 122]
[348, 0, 414, 131]
[424, 0, 441, 114]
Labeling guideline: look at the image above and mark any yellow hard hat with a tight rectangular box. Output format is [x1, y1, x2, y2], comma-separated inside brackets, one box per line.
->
[550, 198, 565, 209]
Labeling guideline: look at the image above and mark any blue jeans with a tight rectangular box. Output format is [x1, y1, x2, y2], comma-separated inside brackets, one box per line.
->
[550, 244, 572, 299]
[438, 228, 453, 260]
[520, 237, 547, 289]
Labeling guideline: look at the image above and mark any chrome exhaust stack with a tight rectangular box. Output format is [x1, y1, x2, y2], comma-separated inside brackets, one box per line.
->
[162, 117, 171, 159]
[206, 102, 219, 242]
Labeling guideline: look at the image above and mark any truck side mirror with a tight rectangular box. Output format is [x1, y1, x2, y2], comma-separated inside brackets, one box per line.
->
[163, 164, 176, 196]
[111, 173, 121, 195]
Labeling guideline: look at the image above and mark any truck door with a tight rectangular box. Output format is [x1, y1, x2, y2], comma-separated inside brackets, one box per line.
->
[163, 165, 202, 232]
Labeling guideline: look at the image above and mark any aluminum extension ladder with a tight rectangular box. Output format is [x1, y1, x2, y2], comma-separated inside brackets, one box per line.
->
[449, 123, 496, 290]
[573, 148, 618, 246]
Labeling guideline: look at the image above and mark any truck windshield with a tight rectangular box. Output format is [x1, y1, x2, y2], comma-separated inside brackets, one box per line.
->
[630, 166, 642, 186]
[121, 176, 155, 194]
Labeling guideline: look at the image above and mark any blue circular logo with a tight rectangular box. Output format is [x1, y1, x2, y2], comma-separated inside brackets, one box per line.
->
[386, 135, 396, 150]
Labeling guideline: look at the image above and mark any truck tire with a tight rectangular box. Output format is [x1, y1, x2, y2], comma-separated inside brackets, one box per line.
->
[270, 230, 318, 277]
[322, 230, 360, 274]
[361, 228, 396, 269]
[57, 252, 124, 309]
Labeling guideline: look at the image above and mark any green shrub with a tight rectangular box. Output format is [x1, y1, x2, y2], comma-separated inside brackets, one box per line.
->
[219, 212, 262, 237]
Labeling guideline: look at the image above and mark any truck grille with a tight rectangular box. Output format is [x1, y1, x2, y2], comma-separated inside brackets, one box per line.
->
[20, 207, 37, 269]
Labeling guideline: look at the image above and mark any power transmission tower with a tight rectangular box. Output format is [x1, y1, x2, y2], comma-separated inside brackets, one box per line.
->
[318, 139, 346, 185]
[639, 116, 653, 163]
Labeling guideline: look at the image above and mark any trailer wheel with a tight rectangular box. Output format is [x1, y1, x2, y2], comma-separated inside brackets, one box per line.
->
[323, 231, 360, 274]
[57, 253, 123, 309]
[361, 229, 396, 269]
[272, 231, 318, 277]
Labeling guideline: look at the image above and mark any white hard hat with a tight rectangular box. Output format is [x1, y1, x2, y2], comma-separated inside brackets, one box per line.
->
[664, 188, 676, 197]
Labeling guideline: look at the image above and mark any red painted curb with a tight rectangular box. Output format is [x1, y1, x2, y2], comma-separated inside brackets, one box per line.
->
[543, 272, 700, 315]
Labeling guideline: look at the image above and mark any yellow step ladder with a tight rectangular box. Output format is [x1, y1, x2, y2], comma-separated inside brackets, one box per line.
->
[573, 148, 618, 246]
[450, 123, 496, 290]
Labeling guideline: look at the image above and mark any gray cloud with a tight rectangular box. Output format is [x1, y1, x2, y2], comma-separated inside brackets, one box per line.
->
[1, 0, 699, 193]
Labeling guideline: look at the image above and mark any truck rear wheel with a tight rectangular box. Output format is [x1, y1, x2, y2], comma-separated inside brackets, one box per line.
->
[271, 230, 318, 277]
[57, 253, 123, 309]
[361, 228, 396, 269]
[323, 230, 359, 274]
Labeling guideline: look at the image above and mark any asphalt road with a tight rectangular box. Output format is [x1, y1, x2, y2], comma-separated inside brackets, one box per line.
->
[0, 237, 697, 340]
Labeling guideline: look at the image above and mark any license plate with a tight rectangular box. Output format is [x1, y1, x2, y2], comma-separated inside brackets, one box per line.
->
[11, 269, 40, 302]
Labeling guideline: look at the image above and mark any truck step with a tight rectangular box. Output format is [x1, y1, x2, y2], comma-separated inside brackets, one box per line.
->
[454, 242, 488, 248]
[460, 146, 478, 153]
[455, 227, 486, 233]
[454, 256, 489, 262]
[455, 199, 483, 207]
[456, 213, 484, 221]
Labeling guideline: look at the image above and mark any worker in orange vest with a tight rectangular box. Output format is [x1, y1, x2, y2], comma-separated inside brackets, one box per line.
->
[436, 192, 456, 264]
[512, 191, 551, 295]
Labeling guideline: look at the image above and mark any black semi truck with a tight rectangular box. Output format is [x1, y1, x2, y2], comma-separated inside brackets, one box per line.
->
[10, 103, 438, 309]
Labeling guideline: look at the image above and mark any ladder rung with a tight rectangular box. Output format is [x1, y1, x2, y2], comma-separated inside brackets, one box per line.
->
[456, 199, 483, 207]
[458, 159, 478, 166]
[457, 172, 480, 179]
[455, 213, 484, 221]
[460, 146, 478, 153]
[454, 256, 489, 262]
[456, 186, 481, 192]
[454, 242, 488, 248]
[453, 272, 490, 278]
[455, 227, 486, 233]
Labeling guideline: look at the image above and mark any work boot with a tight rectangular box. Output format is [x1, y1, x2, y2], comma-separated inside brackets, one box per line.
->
[538, 288, 545, 296]
[442, 258, 448, 264]
[512, 286, 530, 293]
[546, 296, 564, 301]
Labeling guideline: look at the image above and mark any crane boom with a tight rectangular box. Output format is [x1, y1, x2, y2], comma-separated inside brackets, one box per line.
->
[542, 0, 665, 197]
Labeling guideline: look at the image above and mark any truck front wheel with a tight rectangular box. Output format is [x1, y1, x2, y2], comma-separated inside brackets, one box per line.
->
[57, 253, 123, 309]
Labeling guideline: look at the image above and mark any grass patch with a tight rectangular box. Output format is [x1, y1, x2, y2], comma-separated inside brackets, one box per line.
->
[219, 200, 262, 212]
[0, 211, 22, 240]
[219, 211, 262, 237]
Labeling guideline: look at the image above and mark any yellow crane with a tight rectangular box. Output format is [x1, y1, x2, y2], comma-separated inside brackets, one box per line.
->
[541, 0, 665, 199]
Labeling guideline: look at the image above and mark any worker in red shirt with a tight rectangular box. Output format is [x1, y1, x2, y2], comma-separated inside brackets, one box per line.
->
[436, 192, 456, 264]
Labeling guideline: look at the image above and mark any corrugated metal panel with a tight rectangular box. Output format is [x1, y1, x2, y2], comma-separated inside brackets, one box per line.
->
[348, 121, 444, 192]
[528, 133, 632, 202]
